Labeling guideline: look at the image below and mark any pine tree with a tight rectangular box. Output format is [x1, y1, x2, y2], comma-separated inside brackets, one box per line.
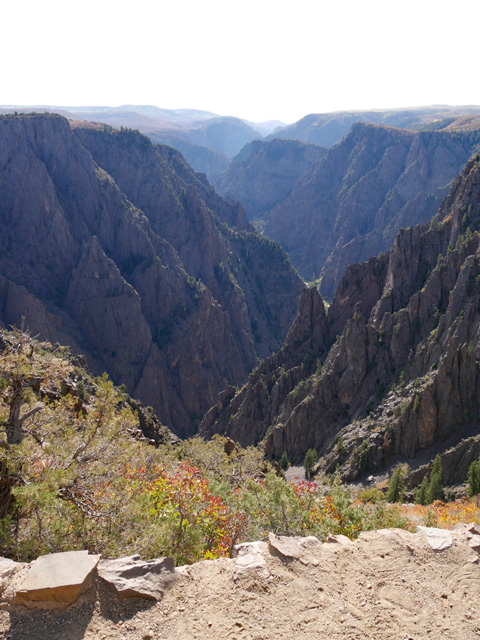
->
[303, 448, 318, 480]
[426, 455, 444, 503]
[467, 459, 480, 497]
[0, 329, 71, 445]
[386, 464, 407, 503]
[279, 451, 289, 471]
[415, 476, 429, 505]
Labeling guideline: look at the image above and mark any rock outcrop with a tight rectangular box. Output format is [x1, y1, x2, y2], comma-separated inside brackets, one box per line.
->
[0, 114, 303, 437]
[213, 138, 327, 221]
[263, 122, 480, 297]
[202, 153, 480, 484]
[2, 524, 480, 640]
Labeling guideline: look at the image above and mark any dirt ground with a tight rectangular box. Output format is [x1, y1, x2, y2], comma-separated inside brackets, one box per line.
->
[1, 527, 480, 640]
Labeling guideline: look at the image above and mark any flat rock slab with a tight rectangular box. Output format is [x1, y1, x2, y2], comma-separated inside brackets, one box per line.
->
[14, 551, 100, 608]
[417, 526, 453, 550]
[268, 533, 320, 566]
[98, 554, 175, 600]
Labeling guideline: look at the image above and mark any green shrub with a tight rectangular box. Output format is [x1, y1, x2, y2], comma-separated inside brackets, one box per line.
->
[279, 451, 289, 470]
[357, 487, 385, 504]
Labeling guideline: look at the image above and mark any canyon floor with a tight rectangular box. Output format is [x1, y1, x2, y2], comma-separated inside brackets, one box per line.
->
[1, 527, 480, 639]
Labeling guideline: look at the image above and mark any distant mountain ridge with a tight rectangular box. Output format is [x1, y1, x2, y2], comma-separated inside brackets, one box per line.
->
[270, 105, 480, 148]
[263, 122, 480, 297]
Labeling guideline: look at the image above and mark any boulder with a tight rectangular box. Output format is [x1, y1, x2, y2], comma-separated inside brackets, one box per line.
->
[466, 522, 480, 536]
[13, 550, 100, 608]
[233, 541, 269, 581]
[468, 535, 480, 553]
[268, 533, 320, 566]
[416, 526, 453, 551]
[0, 558, 27, 598]
[98, 555, 175, 600]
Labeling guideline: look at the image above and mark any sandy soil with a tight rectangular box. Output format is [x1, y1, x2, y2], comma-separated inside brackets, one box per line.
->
[1, 528, 480, 640]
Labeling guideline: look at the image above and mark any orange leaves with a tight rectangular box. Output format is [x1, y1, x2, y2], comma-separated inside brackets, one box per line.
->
[402, 498, 480, 528]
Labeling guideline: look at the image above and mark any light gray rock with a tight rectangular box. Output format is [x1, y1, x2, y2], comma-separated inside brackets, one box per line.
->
[98, 554, 175, 600]
[468, 534, 480, 553]
[13, 550, 100, 608]
[233, 541, 269, 581]
[0, 558, 27, 598]
[416, 526, 453, 551]
[268, 533, 320, 566]
[0, 558, 26, 581]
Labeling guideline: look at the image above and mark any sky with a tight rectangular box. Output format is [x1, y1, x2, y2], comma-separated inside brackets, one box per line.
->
[3, 0, 480, 124]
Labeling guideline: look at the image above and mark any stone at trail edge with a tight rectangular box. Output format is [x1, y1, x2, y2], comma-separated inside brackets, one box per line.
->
[233, 541, 269, 581]
[0, 558, 25, 581]
[98, 554, 175, 600]
[13, 550, 100, 608]
[326, 534, 351, 545]
[268, 533, 320, 566]
[416, 526, 453, 551]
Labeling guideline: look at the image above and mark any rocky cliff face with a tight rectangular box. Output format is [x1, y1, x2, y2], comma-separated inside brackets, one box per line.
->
[201, 153, 480, 483]
[263, 123, 480, 297]
[212, 138, 328, 221]
[0, 114, 303, 437]
[146, 131, 230, 181]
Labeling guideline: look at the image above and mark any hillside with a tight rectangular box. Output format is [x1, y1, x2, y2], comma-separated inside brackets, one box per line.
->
[2, 329, 480, 640]
[201, 152, 480, 487]
[263, 122, 480, 298]
[0, 113, 303, 437]
[213, 138, 328, 221]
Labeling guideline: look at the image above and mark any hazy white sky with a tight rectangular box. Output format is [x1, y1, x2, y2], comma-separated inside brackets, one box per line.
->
[3, 0, 480, 124]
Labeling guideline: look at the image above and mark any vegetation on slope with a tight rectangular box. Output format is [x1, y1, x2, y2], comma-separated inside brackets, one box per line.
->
[0, 329, 418, 565]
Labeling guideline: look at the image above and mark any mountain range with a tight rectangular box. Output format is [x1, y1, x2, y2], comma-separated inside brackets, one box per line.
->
[3, 104, 480, 491]
[268, 106, 480, 148]
[262, 122, 480, 297]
